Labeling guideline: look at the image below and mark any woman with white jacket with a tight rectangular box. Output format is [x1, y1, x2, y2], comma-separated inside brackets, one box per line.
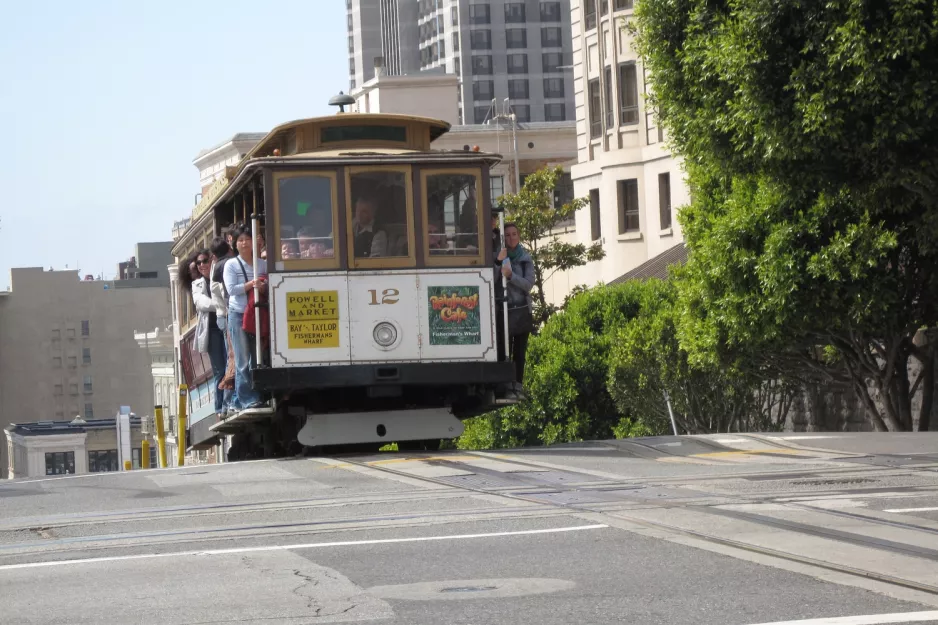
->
[179, 249, 228, 418]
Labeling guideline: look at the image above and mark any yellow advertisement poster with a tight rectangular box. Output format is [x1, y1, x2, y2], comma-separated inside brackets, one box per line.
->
[286, 291, 340, 349]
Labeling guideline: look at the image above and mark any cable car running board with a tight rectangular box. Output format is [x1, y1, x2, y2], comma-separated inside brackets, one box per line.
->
[297, 408, 464, 447]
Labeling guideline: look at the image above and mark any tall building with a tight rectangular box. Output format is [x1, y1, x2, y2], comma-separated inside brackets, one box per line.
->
[539, 0, 690, 303]
[347, 0, 575, 125]
[347, 0, 420, 90]
[0, 263, 171, 478]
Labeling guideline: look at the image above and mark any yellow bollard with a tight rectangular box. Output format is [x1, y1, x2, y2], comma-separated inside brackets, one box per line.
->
[177, 384, 188, 467]
[155, 405, 168, 468]
[141, 438, 150, 469]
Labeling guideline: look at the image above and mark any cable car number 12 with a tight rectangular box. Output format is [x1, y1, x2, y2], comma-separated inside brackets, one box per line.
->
[368, 289, 399, 305]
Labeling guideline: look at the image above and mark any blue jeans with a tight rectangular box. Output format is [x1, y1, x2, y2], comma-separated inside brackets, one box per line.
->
[207, 326, 228, 413]
[228, 311, 260, 408]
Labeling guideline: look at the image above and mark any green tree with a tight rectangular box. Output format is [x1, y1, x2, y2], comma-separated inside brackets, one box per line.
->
[498, 167, 605, 325]
[631, 0, 938, 431]
[608, 278, 793, 434]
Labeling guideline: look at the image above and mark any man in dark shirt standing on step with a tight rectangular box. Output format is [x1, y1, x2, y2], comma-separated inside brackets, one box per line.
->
[351, 195, 388, 258]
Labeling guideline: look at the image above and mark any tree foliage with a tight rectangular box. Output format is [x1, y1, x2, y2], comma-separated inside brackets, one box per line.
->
[608, 278, 792, 434]
[455, 279, 792, 450]
[499, 167, 605, 325]
[631, 0, 938, 431]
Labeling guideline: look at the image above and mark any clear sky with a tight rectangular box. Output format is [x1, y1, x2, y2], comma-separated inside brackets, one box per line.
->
[0, 0, 348, 288]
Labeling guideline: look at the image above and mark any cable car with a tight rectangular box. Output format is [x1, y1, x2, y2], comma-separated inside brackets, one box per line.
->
[183, 97, 516, 458]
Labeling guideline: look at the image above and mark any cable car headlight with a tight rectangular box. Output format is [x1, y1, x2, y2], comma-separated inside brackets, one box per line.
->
[373, 322, 398, 347]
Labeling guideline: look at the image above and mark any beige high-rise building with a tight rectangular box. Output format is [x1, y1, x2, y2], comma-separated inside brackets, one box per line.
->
[0, 263, 171, 478]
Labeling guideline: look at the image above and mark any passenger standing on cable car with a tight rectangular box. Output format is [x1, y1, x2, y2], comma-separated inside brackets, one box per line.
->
[223, 226, 267, 410]
[191, 249, 228, 418]
[210, 237, 236, 415]
[496, 223, 534, 391]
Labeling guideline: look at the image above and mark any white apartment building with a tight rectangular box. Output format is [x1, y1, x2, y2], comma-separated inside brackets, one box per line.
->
[542, 0, 689, 301]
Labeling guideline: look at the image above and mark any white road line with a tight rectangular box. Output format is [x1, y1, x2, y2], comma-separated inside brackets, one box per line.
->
[883, 506, 938, 514]
[776, 436, 843, 441]
[0, 524, 608, 572]
[747, 611, 938, 625]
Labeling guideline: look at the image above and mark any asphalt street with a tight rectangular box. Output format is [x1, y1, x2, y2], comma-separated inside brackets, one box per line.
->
[1, 432, 937, 625]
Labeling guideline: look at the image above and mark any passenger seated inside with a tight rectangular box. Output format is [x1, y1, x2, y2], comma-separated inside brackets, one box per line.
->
[351, 194, 388, 258]
[281, 239, 300, 259]
[428, 222, 448, 254]
[298, 227, 334, 259]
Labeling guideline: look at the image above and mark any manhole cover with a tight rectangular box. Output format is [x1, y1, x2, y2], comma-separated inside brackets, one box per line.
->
[441, 586, 498, 593]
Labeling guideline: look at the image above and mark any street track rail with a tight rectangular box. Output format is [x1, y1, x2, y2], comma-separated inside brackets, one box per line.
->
[335, 452, 938, 597]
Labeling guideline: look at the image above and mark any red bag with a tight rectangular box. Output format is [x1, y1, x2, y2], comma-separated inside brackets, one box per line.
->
[236, 259, 269, 339]
[243, 285, 270, 339]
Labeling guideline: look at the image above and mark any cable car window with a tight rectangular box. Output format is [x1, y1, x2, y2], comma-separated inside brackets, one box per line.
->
[321, 125, 407, 144]
[276, 174, 335, 262]
[423, 170, 484, 266]
[349, 170, 409, 260]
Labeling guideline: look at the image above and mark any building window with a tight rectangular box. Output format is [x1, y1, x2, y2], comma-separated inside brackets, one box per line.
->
[470, 30, 491, 50]
[588, 79, 602, 138]
[513, 105, 531, 122]
[138, 271, 158, 279]
[70, 383, 78, 395]
[67, 355, 77, 368]
[453, 33, 459, 51]
[659, 173, 672, 230]
[506, 28, 527, 49]
[505, 2, 525, 23]
[348, 35, 354, 53]
[84, 402, 93, 418]
[471, 55, 493, 75]
[45, 451, 75, 475]
[544, 77, 564, 98]
[614, 0, 634, 10]
[618, 179, 640, 233]
[67, 328, 75, 339]
[619, 62, 639, 125]
[89, 449, 118, 473]
[53, 356, 62, 368]
[490, 175, 505, 201]
[349, 57, 356, 73]
[52, 328, 60, 340]
[473, 79, 494, 100]
[438, 14, 445, 34]
[601, 0, 609, 16]
[541, 27, 562, 48]
[604, 66, 614, 129]
[544, 103, 566, 121]
[589, 189, 602, 241]
[507, 53, 528, 74]
[452, 6, 458, 25]
[469, 3, 490, 24]
[554, 172, 575, 209]
[541, 1, 562, 21]
[543, 52, 564, 73]
[508, 79, 529, 100]
[474, 106, 491, 124]
[82, 347, 91, 364]
[54, 383, 63, 396]
[83, 375, 93, 393]
[585, 0, 597, 29]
